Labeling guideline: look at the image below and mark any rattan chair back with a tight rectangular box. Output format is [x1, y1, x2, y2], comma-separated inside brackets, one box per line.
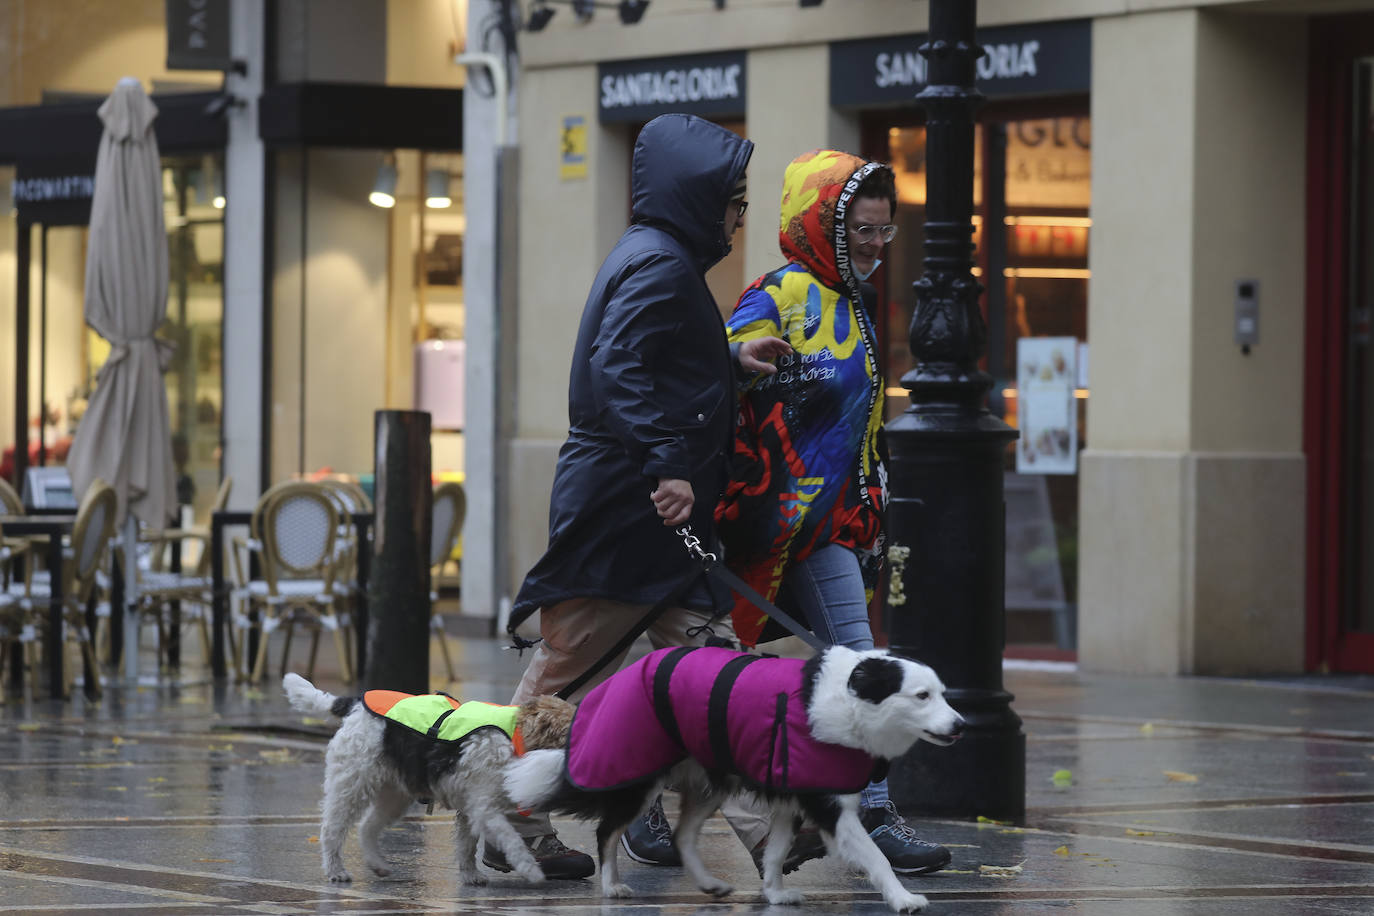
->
[431, 482, 466, 569]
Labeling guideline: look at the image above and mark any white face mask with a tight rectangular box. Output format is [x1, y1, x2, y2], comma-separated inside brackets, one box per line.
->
[855, 258, 883, 282]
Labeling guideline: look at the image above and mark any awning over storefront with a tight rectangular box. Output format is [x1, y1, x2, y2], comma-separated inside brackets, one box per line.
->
[258, 83, 462, 150]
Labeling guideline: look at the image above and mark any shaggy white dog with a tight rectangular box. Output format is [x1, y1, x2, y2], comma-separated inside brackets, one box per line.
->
[504, 645, 964, 913]
[282, 673, 574, 885]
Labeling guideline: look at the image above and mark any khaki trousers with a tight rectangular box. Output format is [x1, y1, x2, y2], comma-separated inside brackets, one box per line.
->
[508, 596, 769, 847]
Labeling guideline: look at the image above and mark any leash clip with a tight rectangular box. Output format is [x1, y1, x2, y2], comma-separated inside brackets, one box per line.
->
[676, 525, 717, 570]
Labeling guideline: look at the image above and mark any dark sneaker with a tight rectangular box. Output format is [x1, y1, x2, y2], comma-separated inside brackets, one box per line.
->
[860, 802, 951, 875]
[749, 826, 828, 878]
[482, 833, 595, 880]
[620, 796, 681, 866]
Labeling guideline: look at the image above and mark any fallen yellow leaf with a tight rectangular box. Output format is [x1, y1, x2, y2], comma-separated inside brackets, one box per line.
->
[147, 776, 166, 783]
[1139, 722, 1155, 736]
[1163, 770, 1198, 783]
[979, 863, 1024, 878]
[301, 717, 328, 726]
[1053, 845, 1070, 856]
[1125, 828, 1156, 836]
[16, 722, 39, 732]
[308, 835, 320, 844]
[976, 815, 1012, 827]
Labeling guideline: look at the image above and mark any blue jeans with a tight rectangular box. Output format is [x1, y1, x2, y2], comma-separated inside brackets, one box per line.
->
[783, 542, 888, 812]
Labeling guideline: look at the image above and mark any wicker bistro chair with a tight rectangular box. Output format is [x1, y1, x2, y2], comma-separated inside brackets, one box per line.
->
[0, 519, 34, 699]
[236, 482, 352, 684]
[112, 476, 236, 673]
[1, 479, 116, 697]
[430, 481, 466, 682]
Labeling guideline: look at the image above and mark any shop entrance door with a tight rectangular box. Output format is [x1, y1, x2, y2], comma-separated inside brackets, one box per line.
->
[8, 220, 88, 491]
[1308, 17, 1374, 674]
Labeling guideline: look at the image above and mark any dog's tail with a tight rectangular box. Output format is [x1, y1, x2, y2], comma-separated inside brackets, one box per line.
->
[282, 672, 357, 719]
[503, 749, 567, 810]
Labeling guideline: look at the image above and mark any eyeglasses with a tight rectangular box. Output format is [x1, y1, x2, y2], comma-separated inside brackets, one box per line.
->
[850, 223, 898, 244]
[731, 198, 749, 217]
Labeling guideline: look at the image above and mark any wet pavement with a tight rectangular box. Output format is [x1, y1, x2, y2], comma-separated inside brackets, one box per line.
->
[2, 623, 1372, 915]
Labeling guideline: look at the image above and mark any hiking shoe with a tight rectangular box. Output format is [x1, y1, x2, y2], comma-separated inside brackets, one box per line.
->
[482, 833, 595, 880]
[750, 826, 827, 878]
[620, 796, 681, 866]
[860, 801, 951, 875]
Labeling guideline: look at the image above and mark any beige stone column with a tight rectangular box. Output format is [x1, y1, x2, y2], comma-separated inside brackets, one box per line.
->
[1079, 9, 1307, 675]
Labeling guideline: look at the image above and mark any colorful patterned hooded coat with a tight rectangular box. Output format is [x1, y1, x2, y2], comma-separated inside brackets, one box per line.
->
[715, 151, 889, 647]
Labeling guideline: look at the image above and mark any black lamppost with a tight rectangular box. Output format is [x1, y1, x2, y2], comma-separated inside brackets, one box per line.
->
[883, 0, 1026, 822]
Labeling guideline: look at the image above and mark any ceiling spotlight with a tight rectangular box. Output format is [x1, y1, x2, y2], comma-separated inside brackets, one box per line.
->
[425, 168, 452, 208]
[369, 159, 398, 208]
[799, 0, 822, 6]
[618, 0, 648, 24]
[527, 3, 554, 30]
[572, 0, 594, 21]
[212, 173, 226, 209]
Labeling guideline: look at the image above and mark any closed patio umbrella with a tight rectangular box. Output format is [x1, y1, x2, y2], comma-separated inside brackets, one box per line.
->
[65, 78, 176, 680]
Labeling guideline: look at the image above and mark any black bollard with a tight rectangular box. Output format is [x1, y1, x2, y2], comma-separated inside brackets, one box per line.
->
[364, 410, 432, 694]
[883, 0, 1026, 822]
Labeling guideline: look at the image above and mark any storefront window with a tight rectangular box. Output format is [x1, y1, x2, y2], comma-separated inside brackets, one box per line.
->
[12, 154, 224, 524]
[882, 115, 1090, 654]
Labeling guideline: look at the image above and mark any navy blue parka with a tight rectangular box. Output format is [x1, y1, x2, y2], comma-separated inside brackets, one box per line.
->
[509, 114, 753, 626]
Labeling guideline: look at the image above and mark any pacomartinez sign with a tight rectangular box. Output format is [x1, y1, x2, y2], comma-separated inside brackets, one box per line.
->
[13, 159, 97, 224]
[598, 51, 746, 123]
[830, 19, 1090, 108]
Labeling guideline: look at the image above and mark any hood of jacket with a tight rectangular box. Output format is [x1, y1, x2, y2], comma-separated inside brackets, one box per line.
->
[631, 113, 754, 270]
[777, 149, 893, 304]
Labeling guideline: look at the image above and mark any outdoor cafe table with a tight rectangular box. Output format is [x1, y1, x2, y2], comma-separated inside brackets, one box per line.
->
[0, 512, 114, 698]
[209, 510, 374, 681]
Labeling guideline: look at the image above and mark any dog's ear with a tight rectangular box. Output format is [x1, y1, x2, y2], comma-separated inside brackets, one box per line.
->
[848, 656, 906, 704]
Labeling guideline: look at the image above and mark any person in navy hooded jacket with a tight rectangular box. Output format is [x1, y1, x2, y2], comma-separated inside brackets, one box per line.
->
[491, 114, 791, 878]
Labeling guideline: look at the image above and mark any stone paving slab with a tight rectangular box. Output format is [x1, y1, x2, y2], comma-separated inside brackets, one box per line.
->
[0, 634, 1372, 914]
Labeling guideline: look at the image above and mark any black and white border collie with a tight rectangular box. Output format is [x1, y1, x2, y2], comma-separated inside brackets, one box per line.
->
[504, 645, 964, 913]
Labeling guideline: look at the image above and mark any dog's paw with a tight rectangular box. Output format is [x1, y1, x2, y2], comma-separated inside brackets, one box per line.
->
[326, 870, 352, 883]
[697, 877, 733, 898]
[516, 864, 545, 884]
[886, 890, 929, 913]
[764, 887, 805, 906]
[460, 870, 489, 886]
[603, 882, 634, 898]
[368, 864, 392, 877]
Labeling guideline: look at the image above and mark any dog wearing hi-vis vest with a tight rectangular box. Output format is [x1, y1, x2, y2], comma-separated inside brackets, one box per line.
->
[282, 673, 574, 885]
[504, 645, 964, 914]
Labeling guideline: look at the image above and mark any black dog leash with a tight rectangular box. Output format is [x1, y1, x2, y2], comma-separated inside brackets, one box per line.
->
[513, 525, 827, 701]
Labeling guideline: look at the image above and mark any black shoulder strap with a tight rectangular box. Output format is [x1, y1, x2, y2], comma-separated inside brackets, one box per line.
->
[706, 654, 766, 774]
[426, 706, 457, 741]
[650, 646, 696, 751]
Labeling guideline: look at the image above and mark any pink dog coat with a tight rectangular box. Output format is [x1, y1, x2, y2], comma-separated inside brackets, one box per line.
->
[566, 646, 880, 794]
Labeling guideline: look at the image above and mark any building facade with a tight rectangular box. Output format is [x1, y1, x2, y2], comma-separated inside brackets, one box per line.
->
[507, 0, 1374, 676]
[1, 0, 491, 614]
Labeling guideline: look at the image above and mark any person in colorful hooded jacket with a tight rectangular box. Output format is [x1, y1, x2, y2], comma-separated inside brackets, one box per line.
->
[494, 114, 791, 878]
[714, 149, 951, 876]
